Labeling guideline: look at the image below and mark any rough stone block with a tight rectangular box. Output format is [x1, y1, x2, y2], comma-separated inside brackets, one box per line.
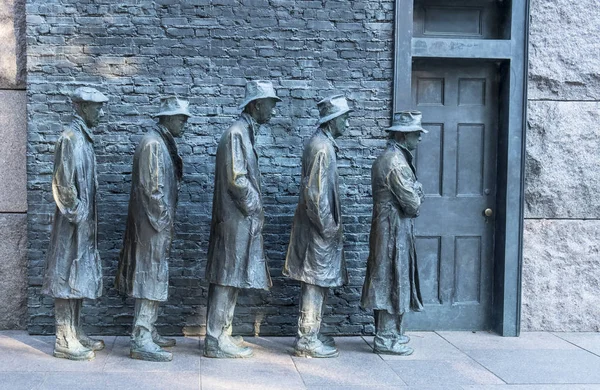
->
[0, 214, 27, 329]
[0, 0, 26, 89]
[525, 101, 600, 219]
[528, 0, 600, 100]
[521, 219, 600, 331]
[0, 90, 27, 213]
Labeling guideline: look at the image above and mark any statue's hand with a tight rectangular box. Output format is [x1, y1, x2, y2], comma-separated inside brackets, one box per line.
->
[414, 181, 424, 202]
[250, 211, 264, 236]
[321, 222, 338, 239]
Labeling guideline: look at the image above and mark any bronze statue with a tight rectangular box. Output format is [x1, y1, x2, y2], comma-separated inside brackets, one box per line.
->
[115, 97, 190, 362]
[204, 81, 281, 358]
[41, 87, 108, 361]
[360, 111, 427, 356]
[283, 95, 351, 358]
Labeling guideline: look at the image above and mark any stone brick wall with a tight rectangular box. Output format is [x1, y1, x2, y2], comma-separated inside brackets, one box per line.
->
[0, 0, 27, 330]
[25, 0, 395, 335]
[522, 0, 600, 331]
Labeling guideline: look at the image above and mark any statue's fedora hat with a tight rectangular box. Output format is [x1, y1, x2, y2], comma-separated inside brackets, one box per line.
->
[153, 96, 192, 117]
[386, 110, 428, 133]
[71, 87, 108, 103]
[238, 80, 282, 110]
[317, 94, 353, 126]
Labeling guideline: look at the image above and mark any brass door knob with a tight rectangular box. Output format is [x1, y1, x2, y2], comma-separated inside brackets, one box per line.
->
[484, 208, 493, 217]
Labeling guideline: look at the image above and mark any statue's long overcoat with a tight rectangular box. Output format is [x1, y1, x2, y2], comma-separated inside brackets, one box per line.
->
[206, 113, 272, 290]
[361, 140, 424, 315]
[283, 129, 347, 287]
[116, 125, 182, 302]
[42, 116, 102, 299]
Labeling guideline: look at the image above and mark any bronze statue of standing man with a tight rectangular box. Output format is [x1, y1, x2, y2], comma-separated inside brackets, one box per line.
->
[361, 111, 426, 356]
[204, 81, 281, 358]
[42, 87, 108, 361]
[284, 95, 351, 358]
[116, 97, 190, 362]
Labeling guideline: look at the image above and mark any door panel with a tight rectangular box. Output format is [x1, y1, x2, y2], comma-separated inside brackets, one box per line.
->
[406, 61, 498, 330]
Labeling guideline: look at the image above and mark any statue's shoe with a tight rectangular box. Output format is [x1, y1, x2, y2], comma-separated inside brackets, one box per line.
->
[373, 343, 413, 356]
[295, 338, 339, 358]
[204, 335, 253, 358]
[53, 344, 95, 361]
[318, 333, 336, 348]
[293, 335, 336, 350]
[78, 335, 105, 351]
[230, 335, 244, 346]
[153, 333, 176, 348]
[130, 341, 173, 362]
[395, 334, 410, 344]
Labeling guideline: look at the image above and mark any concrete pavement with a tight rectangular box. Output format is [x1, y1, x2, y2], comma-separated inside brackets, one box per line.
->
[1, 331, 600, 389]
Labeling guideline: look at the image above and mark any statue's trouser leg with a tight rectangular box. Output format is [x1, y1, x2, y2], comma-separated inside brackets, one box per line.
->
[131, 298, 160, 351]
[206, 283, 238, 340]
[373, 310, 412, 355]
[53, 299, 94, 360]
[73, 298, 81, 330]
[297, 282, 327, 341]
[55, 299, 77, 348]
[223, 285, 238, 339]
[374, 310, 400, 350]
[320, 289, 328, 316]
[130, 298, 172, 361]
[295, 283, 339, 357]
[396, 311, 409, 343]
[149, 298, 159, 333]
[132, 298, 158, 343]
[149, 300, 176, 347]
[73, 299, 104, 351]
[204, 283, 252, 358]
[317, 288, 335, 347]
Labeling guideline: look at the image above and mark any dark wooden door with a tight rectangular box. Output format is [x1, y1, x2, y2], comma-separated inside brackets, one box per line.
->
[405, 61, 498, 330]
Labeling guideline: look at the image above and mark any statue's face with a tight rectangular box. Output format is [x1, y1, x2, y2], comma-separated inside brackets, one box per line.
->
[330, 113, 350, 138]
[254, 98, 278, 124]
[163, 114, 188, 137]
[404, 131, 422, 150]
[80, 102, 104, 128]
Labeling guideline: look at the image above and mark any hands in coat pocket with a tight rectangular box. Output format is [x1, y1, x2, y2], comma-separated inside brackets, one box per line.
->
[250, 211, 264, 236]
[320, 218, 339, 239]
[414, 181, 424, 202]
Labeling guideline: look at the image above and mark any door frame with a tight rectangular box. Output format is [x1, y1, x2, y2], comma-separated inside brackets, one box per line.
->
[392, 0, 530, 336]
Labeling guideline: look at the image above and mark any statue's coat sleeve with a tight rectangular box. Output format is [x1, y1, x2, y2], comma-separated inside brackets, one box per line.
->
[387, 166, 421, 217]
[228, 131, 261, 217]
[304, 149, 337, 237]
[139, 141, 171, 232]
[52, 135, 87, 224]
